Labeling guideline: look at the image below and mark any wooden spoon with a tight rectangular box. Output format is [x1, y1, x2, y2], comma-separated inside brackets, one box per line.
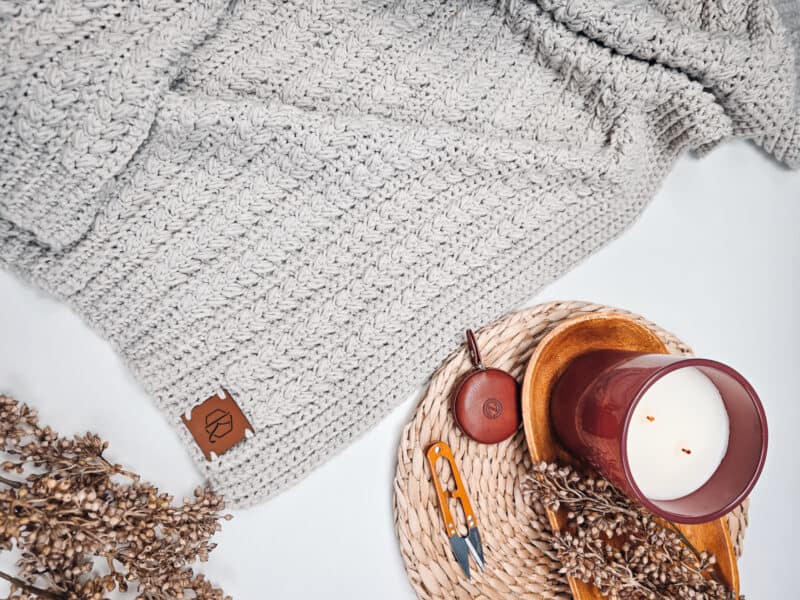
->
[520, 312, 739, 599]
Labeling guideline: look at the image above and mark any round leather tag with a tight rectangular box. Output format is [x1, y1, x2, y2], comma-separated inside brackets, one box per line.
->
[452, 368, 519, 444]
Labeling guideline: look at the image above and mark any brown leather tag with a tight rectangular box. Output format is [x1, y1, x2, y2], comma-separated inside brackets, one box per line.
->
[181, 389, 254, 461]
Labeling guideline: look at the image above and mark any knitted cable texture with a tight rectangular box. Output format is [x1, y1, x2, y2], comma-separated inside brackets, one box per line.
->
[1, 0, 798, 507]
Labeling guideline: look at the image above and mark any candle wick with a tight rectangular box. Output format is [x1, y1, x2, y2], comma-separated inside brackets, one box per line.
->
[646, 415, 655, 422]
[681, 448, 692, 455]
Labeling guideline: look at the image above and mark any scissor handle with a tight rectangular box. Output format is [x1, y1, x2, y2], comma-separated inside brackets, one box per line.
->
[426, 442, 478, 537]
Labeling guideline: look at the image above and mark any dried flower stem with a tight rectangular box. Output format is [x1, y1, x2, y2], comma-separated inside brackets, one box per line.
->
[0, 474, 21, 488]
[0, 571, 61, 600]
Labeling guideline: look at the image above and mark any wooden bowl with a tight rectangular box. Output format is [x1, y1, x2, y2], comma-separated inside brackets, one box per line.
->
[520, 312, 739, 599]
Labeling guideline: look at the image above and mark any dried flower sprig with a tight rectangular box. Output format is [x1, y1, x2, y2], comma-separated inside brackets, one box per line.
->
[0, 396, 231, 600]
[522, 462, 742, 600]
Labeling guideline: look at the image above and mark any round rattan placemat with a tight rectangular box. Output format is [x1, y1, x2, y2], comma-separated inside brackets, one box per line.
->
[393, 300, 748, 600]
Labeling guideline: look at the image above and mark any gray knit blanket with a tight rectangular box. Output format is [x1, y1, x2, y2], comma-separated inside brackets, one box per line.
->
[1, 0, 798, 507]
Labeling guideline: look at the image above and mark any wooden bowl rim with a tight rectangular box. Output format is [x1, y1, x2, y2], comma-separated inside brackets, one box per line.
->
[521, 311, 666, 466]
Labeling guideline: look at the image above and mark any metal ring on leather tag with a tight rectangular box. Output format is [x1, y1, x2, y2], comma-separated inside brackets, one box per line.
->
[451, 330, 520, 444]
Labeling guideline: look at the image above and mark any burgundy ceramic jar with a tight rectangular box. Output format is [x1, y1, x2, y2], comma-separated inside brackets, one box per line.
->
[551, 350, 768, 524]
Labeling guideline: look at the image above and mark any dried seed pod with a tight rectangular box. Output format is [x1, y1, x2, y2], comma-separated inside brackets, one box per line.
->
[521, 461, 744, 600]
[0, 396, 231, 600]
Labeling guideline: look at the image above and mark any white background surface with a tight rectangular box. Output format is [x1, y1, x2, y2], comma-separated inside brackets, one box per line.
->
[0, 140, 798, 598]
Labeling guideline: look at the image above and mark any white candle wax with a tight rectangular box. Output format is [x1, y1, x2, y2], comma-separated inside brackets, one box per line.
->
[626, 367, 730, 501]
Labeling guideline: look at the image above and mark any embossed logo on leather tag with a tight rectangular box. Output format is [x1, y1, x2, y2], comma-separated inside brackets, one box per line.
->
[482, 398, 503, 420]
[182, 389, 253, 461]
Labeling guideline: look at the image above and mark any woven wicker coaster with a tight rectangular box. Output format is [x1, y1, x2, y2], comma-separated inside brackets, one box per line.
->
[393, 300, 748, 600]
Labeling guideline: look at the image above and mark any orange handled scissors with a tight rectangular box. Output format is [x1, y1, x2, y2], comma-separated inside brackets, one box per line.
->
[426, 441, 486, 579]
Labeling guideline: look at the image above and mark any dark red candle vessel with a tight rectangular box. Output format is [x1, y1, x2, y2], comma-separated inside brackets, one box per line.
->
[551, 350, 768, 524]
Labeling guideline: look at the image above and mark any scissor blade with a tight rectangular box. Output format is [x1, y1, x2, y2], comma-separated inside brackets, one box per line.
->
[448, 535, 471, 579]
[466, 528, 485, 571]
